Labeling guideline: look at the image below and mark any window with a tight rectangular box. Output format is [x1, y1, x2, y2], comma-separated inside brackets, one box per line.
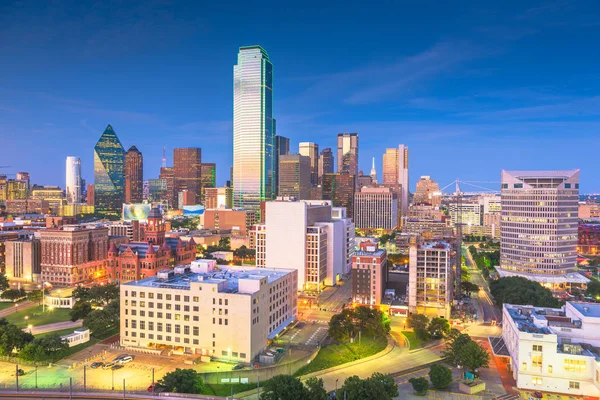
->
[166, 336, 171, 341]
[193, 339, 199, 345]
[502, 184, 508, 189]
[131, 321, 137, 329]
[157, 335, 163, 340]
[184, 326, 190, 335]
[166, 294, 171, 300]
[175, 314, 181, 320]
[193, 306, 199, 312]
[157, 293, 163, 300]
[184, 296, 189, 302]
[166, 304, 172, 310]
[175, 295, 180, 301]
[193, 327, 199, 336]
[532, 345, 543, 352]
[569, 381, 580, 390]
[193, 316, 199, 322]
[184, 305, 189, 312]
[175, 304, 181, 311]
[532, 355, 542, 368]
[166, 313, 172, 319]
[157, 323, 163, 332]
[149, 293, 154, 299]
[548, 365, 553, 373]
[166, 324, 172, 333]
[193, 296, 199, 302]
[140, 311, 145, 317]
[132, 310, 137, 316]
[514, 183, 523, 188]
[564, 359, 587, 372]
[140, 292, 145, 298]
[175, 325, 181, 334]
[565, 183, 571, 189]
[532, 377, 542, 385]
[149, 322, 154, 330]
[521, 362, 527, 371]
[240, 353, 246, 359]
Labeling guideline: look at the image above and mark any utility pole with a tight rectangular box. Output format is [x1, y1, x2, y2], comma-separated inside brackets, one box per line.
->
[15, 364, 19, 392]
[83, 365, 87, 392]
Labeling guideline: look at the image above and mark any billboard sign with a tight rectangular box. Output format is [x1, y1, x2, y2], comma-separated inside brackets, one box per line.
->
[122, 204, 151, 222]
[183, 205, 205, 216]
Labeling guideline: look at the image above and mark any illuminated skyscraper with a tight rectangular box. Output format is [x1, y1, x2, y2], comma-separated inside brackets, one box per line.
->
[174, 148, 202, 204]
[274, 135, 289, 195]
[233, 46, 275, 209]
[336, 133, 359, 179]
[94, 124, 125, 215]
[65, 156, 82, 204]
[318, 148, 334, 183]
[200, 163, 216, 201]
[299, 142, 319, 186]
[278, 154, 311, 199]
[124, 146, 143, 204]
[322, 173, 356, 218]
[382, 145, 409, 216]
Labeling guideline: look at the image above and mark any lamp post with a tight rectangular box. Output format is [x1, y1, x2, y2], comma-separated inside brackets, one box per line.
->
[35, 366, 38, 389]
[335, 379, 339, 399]
[28, 324, 32, 334]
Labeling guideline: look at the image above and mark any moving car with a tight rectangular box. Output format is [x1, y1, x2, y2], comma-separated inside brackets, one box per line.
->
[90, 362, 104, 369]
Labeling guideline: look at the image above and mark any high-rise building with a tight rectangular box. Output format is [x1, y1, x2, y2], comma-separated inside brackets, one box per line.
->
[299, 142, 319, 186]
[203, 209, 257, 235]
[16, 172, 30, 195]
[66, 156, 82, 204]
[354, 187, 398, 232]
[318, 147, 334, 184]
[86, 184, 94, 206]
[336, 133, 359, 180]
[94, 125, 125, 215]
[499, 170, 582, 289]
[352, 241, 387, 306]
[274, 135, 290, 195]
[408, 240, 453, 318]
[382, 145, 409, 216]
[322, 173, 356, 218]
[159, 167, 176, 208]
[369, 157, 378, 184]
[413, 176, 441, 206]
[278, 154, 312, 200]
[174, 148, 202, 204]
[200, 163, 216, 201]
[233, 46, 275, 209]
[31, 186, 65, 213]
[0, 175, 7, 202]
[205, 186, 233, 209]
[448, 201, 483, 226]
[6, 179, 28, 200]
[148, 179, 167, 203]
[124, 146, 143, 204]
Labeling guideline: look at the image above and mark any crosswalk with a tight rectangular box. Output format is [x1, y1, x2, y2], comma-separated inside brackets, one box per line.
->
[494, 394, 520, 400]
[306, 327, 327, 346]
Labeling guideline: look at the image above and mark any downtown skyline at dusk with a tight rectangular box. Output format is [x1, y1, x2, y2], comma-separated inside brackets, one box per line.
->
[1, 1, 600, 191]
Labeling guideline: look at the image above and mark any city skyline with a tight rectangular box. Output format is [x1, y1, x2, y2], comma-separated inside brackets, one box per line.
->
[1, 1, 600, 191]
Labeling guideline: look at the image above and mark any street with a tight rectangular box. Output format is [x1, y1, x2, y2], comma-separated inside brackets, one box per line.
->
[463, 246, 502, 323]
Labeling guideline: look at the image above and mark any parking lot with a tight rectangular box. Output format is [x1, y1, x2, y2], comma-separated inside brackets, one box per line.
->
[278, 321, 329, 347]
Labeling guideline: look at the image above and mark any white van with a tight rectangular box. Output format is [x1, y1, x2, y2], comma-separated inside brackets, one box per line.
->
[118, 355, 134, 364]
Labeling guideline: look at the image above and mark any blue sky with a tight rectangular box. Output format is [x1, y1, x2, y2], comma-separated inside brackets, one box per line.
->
[1, 0, 600, 192]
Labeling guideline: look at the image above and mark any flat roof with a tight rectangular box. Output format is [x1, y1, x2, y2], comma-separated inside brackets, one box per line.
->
[570, 302, 600, 318]
[496, 268, 590, 284]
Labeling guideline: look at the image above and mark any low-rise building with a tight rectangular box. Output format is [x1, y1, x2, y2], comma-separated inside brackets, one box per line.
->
[120, 260, 298, 362]
[5, 237, 41, 282]
[501, 302, 600, 397]
[351, 241, 387, 306]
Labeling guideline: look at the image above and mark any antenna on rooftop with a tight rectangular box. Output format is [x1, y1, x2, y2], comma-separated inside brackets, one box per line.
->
[162, 146, 167, 168]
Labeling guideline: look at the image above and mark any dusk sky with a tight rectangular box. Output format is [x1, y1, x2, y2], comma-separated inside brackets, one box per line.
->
[1, 0, 599, 192]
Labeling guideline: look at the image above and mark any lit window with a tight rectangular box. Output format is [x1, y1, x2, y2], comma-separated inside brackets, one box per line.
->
[532, 377, 542, 385]
[569, 381, 579, 390]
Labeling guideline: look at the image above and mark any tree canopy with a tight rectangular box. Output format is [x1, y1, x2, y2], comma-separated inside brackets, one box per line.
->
[0, 318, 34, 355]
[328, 306, 390, 343]
[158, 368, 205, 394]
[427, 317, 450, 340]
[340, 373, 398, 400]
[585, 280, 600, 299]
[407, 313, 430, 340]
[0, 274, 9, 291]
[19, 333, 68, 362]
[429, 364, 453, 390]
[490, 276, 561, 308]
[260, 375, 327, 400]
[83, 300, 119, 334]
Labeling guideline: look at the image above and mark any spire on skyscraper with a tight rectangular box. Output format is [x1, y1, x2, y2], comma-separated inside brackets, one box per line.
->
[370, 156, 378, 184]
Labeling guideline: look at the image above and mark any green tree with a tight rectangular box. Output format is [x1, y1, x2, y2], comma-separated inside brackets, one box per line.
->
[158, 368, 205, 394]
[328, 307, 389, 343]
[304, 377, 327, 400]
[490, 277, 560, 308]
[0, 288, 26, 300]
[0, 319, 34, 355]
[586, 280, 600, 299]
[260, 374, 306, 400]
[407, 313, 430, 340]
[443, 331, 473, 365]
[408, 377, 429, 396]
[19, 334, 68, 362]
[429, 364, 453, 390]
[328, 309, 355, 342]
[70, 302, 93, 322]
[427, 317, 450, 339]
[83, 300, 119, 334]
[369, 372, 398, 398]
[26, 290, 43, 305]
[0, 273, 9, 291]
[461, 281, 479, 296]
[456, 341, 490, 374]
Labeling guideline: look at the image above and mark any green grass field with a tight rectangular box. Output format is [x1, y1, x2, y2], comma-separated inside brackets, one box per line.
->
[5, 305, 71, 328]
[0, 301, 19, 311]
[294, 335, 387, 376]
[401, 331, 423, 350]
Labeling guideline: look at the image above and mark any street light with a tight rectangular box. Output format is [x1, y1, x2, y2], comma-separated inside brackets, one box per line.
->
[28, 324, 32, 334]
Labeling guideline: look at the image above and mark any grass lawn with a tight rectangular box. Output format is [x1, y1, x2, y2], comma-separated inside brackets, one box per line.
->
[5, 305, 71, 328]
[294, 335, 387, 376]
[0, 301, 19, 311]
[401, 331, 423, 350]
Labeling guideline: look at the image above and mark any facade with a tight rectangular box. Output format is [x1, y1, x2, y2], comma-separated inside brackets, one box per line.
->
[159, 167, 176, 208]
[174, 148, 202, 204]
[6, 199, 49, 215]
[5, 238, 41, 282]
[501, 302, 600, 398]
[94, 125, 125, 215]
[318, 147, 334, 184]
[580, 203, 600, 219]
[40, 225, 109, 286]
[200, 163, 216, 201]
[124, 146, 144, 204]
[205, 187, 233, 209]
[408, 240, 453, 318]
[499, 170, 581, 288]
[413, 176, 441, 206]
[321, 173, 355, 218]
[278, 154, 312, 200]
[352, 241, 387, 306]
[148, 178, 168, 203]
[5, 179, 28, 200]
[403, 219, 453, 240]
[382, 145, 409, 216]
[354, 187, 398, 232]
[448, 201, 483, 226]
[274, 135, 290, 195]
[120, 261, 298, 362]
[86, 184, 94, 206]
[299, 142, 319, 186]
[407, 205, 444, 221]
[108, 220, 143, 242]
[65, 156, 82, 204]
[203, 209, 257, 235]
[578, 224, 600, 255]
[336, 133, 358, 180]
[233, 46, 275, 210]
[31, 186, 65, 212]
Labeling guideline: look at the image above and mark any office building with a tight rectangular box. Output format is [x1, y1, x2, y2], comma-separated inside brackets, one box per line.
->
[579, 224, 600, 255]
[200, 163, 216, 201]
[5, 238, 41, 282]
[408, 240, 453, 318]
[332, 206, 356, 274]
[382, 145, 409, 216]
[31, 186, 66, 213]
[159, 167, 176, 208]
[274, 135, 290, 195]
[205, 187, 233, 209]
[108, 220, 143, 242]
[174, 148, 202, 204]
[6, 179, 28, 200]
[322, 173, 355, 218]
[501, 302, 600, 397]
[148, 179, 168, 203]
[357, 171, 373, 188]
[403, 219, 453, 240]
[369, 157, 378, 184]
[299, 142, 319, 186]
[352, 241, 387, 306]
[580, 203, 600, 219]
[86, 184, 94, 206]
[178, 190, 195, 209]
[5, 199, 49, 215]
[124, 146, 143, 204]
[318, 147, 334, 184]
[120, 261, 297, 361]
[94, 125, 125, 215]
[203, 209, 257, 235]
[448, 201, 483, 227]
[0, 175, 6, 202]
[40, 225, 109, 285]
[66, 156, 82, 204]
[354, 187, 398, 232]
[480, 194, 501, 214]
[278, 154, 312, 200]
[407, 205, 444, 221]
[337, 133, 358, 180]
[499, 170, 582, 289]
[413, 176, 441, 206]
[233, 46, 275, 209]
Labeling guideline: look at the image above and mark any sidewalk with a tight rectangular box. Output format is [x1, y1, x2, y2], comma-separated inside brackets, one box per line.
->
[0, 301, 34, 318]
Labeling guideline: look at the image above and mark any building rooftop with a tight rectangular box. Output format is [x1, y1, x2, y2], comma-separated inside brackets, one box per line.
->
[496, 268, 589, 284]
[417, 241, 451, 250]
[503, 169, 579, 178]
[503, 302, 600, 335]
[570, 302, 600, 318]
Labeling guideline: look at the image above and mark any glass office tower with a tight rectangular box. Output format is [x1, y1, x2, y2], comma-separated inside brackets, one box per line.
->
[94, 124, 125, 215]
[233, 46, 275, 209]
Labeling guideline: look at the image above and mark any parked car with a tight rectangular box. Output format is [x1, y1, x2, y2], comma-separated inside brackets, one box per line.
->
[232, 363, 244, 370]
[16, 369, 25, 376]
[111, 364, 124, 370]
[118, 355, 134, 364]
[112, 354, 129, 362]
[90, 362, 104, 369]
[102, 363, 115, 370]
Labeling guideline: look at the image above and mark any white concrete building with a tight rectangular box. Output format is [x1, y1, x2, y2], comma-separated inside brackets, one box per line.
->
[499, 170, 582, 290]
[61, 328, 90, 347]
[448, 201, 483, 227]
[65, 156, 82, 204]
[501, 302, 600, 397]
[354, 187, 398, 231]
[120, 260, 297, 362]
[408, 240, 453, 318]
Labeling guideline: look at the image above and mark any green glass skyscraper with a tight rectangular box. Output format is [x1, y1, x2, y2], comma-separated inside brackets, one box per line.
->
[94, 124, 125, 215]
